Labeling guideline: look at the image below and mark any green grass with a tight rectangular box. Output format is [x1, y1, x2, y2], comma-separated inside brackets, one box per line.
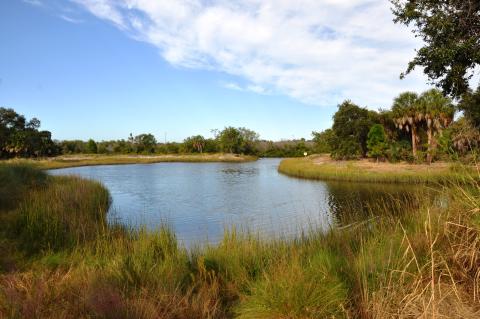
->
[278, 156, 477, 184]
[4, 153, 257, 170]
[1, 163, 479, 318]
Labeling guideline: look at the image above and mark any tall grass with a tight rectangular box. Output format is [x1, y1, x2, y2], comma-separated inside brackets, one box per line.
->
[278, 157, 474, 184]
[0, 164, 479, 318]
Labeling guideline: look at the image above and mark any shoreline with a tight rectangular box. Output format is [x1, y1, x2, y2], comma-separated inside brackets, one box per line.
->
[3, 153, 258, 170]
[278, 154, 476, 184]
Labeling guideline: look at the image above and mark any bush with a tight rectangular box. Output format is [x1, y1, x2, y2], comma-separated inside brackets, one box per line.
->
[367, 124, 388, 161]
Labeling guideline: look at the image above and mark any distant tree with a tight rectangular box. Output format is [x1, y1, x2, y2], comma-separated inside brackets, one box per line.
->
[217, 127, 243, 154]
[391, 0, 480, 98]
[183, 135, 206, 153]
[86, 139, 98, 154]
[367, 124, 388, 162]
[134, 133, 157, 153]
[330, 101, 375, 159]
[312, 129, 333, 154]
[204, 138, 219, 153]
[238, 127, 259, 155]
[0, 107, 57, 157]
[458, 86, 480, 129]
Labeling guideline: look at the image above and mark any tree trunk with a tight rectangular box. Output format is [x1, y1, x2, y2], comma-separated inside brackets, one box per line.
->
[411, 124, 418, 159]
[426, 126, 433, 164]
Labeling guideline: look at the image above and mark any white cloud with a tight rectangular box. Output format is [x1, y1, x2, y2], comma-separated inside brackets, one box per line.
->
[23, 0, 43, 6]
[60, 14, 83, 24]
[72, 0, 429, 108]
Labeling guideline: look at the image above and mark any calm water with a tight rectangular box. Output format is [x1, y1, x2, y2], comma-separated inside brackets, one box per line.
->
[49, 158, 422, 246]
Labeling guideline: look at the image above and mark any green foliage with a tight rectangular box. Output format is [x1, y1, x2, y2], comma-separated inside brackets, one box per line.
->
[256, 139, 314, 157]
[312, 129, 333, 153]
[390, 89, 456, 163]
[0, 164, 47, 211]
[130, 133, 157, 154]
[215, 127, 259, 155]
[367, 124, 388, 160]
[386, 140, 413, 163]
[0, 107, 59, 158]
[330, 101, 375, 159]
[391, 0, 480, 98]
[86, 139, 98, 154]
[183, 135, 206, 153]
[459, 86, 480, 129]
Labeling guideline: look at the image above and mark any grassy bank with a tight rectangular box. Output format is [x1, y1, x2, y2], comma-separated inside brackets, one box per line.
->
[278, 154, 477, 184]
[1, 164, 480, 318]
[4, 153, 257, 170]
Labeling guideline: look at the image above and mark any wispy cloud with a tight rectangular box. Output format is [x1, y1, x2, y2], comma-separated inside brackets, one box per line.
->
[59, 14, 83, 24]
[71, 0, 429, 108]
[22, 0, 43, 7]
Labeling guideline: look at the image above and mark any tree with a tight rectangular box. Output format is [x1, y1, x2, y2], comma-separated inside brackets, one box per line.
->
[134, 134, 157, 153]
[87, 139, 98, 154]
[391, 92, 421, 159]
[0, 107, 57, 158]
[391, 0, 480, 98]
[418, 89, 455, 163]
[450, 117, 480, 155]
[183, 135, 206, 153]
[330, 101, 374, 159]
[312, 129, 333, 154]
[367, 124, 388, 161]
[217, 127, 243, 154]
[238, 127, 259, 155]
[458, 86, 480, 129]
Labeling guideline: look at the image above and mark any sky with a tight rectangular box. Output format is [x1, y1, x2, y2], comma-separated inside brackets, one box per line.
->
[0, 0, 431, 142]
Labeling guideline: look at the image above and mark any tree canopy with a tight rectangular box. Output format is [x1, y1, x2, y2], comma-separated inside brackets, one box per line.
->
[391, 0, 480, 98]
[0, 107, 58, 158]
[330, 101, 375, 159]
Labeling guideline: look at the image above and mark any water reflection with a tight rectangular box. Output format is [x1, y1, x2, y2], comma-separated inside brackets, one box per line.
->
[49, 159, 434, 247]
[325, 181, 430, 225]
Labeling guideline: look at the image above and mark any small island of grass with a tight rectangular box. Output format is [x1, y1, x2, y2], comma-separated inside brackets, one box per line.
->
[8, 153, 258, 170]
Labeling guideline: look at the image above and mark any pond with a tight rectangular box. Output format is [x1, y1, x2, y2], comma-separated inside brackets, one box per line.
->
[49, 158, 426, 247]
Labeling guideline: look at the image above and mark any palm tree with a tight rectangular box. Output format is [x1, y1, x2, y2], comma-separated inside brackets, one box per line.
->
[391, 92, 422, 159]
[419, 89, 455, 163]
[191, 135, 205, 153]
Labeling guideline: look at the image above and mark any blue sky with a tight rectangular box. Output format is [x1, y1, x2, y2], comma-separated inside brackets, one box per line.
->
[0, 0, 428, 142]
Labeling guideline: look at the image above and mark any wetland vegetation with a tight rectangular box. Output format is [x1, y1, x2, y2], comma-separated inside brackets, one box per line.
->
[1, 163, 479, 318]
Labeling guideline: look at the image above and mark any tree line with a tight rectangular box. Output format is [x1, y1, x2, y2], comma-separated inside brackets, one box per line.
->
[312, 88, 480, 163]
[0, 108, 321, 159]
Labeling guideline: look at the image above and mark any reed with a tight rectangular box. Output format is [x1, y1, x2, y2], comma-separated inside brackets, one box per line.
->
[0, 163, 479, 318]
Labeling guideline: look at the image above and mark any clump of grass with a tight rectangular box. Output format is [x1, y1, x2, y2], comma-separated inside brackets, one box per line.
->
[8, 175, 110, 255]
[235, 249, 348, 318]
[0, 163, 47, 211]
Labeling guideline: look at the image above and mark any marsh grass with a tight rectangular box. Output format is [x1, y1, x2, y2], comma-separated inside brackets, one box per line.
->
[0, 164, 479, 318]
[278, 157, 475, 184]
[5, 153, 257, 170]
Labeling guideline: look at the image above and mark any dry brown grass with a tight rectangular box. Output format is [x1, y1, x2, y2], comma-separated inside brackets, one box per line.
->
[4, 153, 257, 170]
